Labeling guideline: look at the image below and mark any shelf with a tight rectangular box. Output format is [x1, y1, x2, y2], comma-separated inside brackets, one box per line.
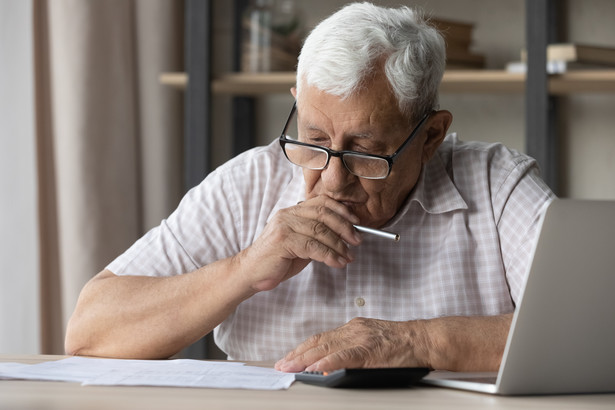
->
[159, 72, 188, 89]
[160, 70, 615, 95]
[212, 72, 297, 95]
[440, 70, 525, 93]
[549, 71, 615, 94]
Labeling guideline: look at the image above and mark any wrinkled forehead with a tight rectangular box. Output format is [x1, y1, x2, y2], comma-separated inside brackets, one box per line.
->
[295, 80, 411, 135]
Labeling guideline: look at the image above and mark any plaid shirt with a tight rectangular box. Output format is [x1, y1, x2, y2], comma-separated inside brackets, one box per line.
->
[108, 134, 555, 360]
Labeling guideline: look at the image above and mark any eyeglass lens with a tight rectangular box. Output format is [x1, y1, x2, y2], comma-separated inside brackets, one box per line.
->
[282, 109, 391, 179]
[284, 142, 329, 170]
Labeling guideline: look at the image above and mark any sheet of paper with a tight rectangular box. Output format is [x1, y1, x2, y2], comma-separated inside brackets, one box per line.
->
[0, 362, 30, 378]
[0, 357, 295, 390]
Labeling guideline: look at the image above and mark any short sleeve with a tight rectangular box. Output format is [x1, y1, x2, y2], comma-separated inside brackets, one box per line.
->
[105, 140, 299, 278]
[494, 161, 555, 304]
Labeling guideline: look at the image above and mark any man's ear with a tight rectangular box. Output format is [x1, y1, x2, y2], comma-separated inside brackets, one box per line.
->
[422, 110, 452, 163]
[291, 87, 297, 98]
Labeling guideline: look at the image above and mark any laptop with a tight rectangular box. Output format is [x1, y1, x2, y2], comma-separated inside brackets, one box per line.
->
[422, 199, 615, 395]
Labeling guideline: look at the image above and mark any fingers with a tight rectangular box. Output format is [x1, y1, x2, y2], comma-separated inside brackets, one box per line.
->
[241, 195, 364, 292]
[305, 346, 368, 372]
[275, 318, 422, 373]
[275, 322, 363, 372]
[275, 340, 365, 373]
[291, 197, 362, 247]
[293, 232, 353, 268]
[276, 196, 363, 267]
[275, 334, 328, 372]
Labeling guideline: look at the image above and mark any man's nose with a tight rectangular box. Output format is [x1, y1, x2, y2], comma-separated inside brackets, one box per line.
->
[320, 155, 355, 192]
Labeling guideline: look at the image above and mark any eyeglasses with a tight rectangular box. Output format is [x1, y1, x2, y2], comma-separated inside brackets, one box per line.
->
[278, 102, 432, 180]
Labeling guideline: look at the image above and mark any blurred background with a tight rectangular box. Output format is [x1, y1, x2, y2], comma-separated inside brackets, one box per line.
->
[1, 0, 614, 356]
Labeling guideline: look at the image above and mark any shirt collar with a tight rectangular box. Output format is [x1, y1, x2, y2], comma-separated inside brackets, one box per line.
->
[384, 135, 468, 228]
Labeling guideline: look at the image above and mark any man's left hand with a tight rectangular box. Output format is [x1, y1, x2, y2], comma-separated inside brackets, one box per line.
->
[274, 317, 430, 372]
[275, 314, 513, 373]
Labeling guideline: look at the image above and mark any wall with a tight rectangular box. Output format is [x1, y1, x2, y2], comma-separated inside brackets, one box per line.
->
[561, 0, 615, 199]
[211, 0, 615, 200]
[0, 0, 41, 353]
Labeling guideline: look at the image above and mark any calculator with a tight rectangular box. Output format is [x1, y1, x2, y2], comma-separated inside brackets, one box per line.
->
[295, 367, 430, 388]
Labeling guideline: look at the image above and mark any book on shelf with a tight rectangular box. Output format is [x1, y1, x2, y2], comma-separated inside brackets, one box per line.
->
[516, 43, 615, 72]
[431, 17, 485, 69]
[430, 18, 473, 49]
[546, 44, 615, 65]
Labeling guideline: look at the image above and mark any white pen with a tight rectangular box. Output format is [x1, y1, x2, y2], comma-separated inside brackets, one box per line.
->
[353, 225, 400, 242]
[295, 201, 400, 241]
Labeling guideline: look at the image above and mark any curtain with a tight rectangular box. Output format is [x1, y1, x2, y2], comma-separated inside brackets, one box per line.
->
[33, 0, 184, 354]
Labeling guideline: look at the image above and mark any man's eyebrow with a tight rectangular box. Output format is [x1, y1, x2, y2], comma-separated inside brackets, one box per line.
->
[304, 123, 324, 132]
[346, 132, 374, 139]
[304, 123, 374, 137]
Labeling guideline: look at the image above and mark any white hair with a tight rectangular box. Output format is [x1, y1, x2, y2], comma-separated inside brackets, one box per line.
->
[296, 2, 445, 123]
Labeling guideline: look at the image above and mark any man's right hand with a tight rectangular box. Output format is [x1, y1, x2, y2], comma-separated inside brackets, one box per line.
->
[237, 195, 363, 293]
[65, 195, 362, 359]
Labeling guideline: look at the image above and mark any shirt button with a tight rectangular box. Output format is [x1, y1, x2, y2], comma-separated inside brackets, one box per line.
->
[355, 297, 365, 307]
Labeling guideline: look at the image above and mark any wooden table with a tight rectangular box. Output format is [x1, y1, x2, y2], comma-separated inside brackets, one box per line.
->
[1, 354, 614, 410]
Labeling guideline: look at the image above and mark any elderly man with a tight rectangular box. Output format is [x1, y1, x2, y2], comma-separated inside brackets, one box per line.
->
[66, 3, 554, 372]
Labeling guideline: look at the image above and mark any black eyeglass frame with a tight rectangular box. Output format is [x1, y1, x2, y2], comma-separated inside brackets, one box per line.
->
[278, 102, 433, 180]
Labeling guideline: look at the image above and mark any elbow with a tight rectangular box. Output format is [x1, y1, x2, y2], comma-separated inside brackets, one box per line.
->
[64, 270, 114, 357]
[64, 340, 80, 357]
[64, 314, 88, 356]
[64, 296, 101, 357]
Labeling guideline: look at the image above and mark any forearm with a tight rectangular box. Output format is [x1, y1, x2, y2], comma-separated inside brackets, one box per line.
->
[421, 313, 513, 371]
[65, 256, 255, 359]
[66, 196, 361, 360]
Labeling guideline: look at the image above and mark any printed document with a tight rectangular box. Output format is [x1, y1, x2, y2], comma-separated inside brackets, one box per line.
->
[0, 357, 295, 390]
